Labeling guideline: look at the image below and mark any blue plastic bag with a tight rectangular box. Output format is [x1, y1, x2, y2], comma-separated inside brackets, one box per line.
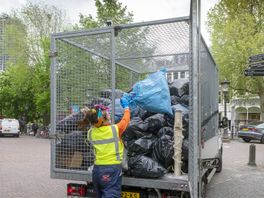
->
[124, 69, 173, 115]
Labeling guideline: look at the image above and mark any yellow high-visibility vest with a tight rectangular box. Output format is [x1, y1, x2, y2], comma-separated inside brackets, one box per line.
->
[87, 125, 124, 165]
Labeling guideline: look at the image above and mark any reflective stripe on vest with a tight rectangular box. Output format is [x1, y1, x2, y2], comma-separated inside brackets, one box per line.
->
[89, 126, 121, 161]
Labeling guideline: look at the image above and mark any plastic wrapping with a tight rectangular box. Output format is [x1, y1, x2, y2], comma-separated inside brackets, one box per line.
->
[128, 155, 167, 178]
[144, 114, 167, 133]
[152, 135, 174, 168]
[157, 127, 174, 138]
[126, 134, 157, 156]
[169, 79, 188, 97]
[124, 69, 173, 115]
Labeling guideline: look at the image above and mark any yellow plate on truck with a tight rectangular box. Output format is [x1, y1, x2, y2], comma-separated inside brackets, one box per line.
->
[122, 191, 140, 198]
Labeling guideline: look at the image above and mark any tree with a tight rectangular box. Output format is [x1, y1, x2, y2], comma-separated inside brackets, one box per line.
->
[0, 3, 67, 125]
[207, 0, 264, 120]
[79, 0, 133, 28]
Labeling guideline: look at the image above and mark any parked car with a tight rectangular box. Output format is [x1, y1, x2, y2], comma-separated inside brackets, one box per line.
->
[0, 118, 20, 137]
[238, 122, 264, 143]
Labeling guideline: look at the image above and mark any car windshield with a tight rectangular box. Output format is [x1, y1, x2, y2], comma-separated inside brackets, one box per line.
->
[256, 123, 264, 128]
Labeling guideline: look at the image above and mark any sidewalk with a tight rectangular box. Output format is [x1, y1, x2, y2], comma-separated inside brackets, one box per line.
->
[207, 139, 264, 198]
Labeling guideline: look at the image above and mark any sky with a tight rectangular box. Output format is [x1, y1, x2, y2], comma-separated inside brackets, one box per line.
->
[0, 0, 219, 46]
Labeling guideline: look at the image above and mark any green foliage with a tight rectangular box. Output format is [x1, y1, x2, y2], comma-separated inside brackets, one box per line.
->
[0, 3, 65, 124]
[208, 0, 264, 118]
[79, 0, 133, 28]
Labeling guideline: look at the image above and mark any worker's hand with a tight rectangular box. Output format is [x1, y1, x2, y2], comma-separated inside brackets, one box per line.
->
[120, 97, 129, 109]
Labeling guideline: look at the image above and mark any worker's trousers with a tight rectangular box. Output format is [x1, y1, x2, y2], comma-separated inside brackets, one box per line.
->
[92, 164, 122, 198]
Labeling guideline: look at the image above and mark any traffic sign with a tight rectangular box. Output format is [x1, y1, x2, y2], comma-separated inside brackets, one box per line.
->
[245, 69, 264, 76]
[249, 53, 264, 63]
[248, 61, 264, 69]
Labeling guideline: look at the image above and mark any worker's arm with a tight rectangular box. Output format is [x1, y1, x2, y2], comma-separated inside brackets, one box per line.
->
[117, 109, 130, 138]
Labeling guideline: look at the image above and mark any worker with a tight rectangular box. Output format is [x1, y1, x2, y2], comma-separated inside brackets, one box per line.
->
[80, 97, 130, 198]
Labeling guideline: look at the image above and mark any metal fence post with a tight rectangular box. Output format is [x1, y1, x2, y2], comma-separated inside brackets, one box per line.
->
[248, 144, 256, 166]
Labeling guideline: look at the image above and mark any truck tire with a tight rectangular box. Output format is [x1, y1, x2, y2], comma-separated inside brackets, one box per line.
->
[216, 148, 222, 173]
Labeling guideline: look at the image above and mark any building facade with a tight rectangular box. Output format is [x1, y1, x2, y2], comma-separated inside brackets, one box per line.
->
[219, 95, 261, 132]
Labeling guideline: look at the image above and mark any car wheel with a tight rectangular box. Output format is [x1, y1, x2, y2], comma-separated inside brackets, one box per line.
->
[261, 136, 264, 144]
[243, 138, 250, 143]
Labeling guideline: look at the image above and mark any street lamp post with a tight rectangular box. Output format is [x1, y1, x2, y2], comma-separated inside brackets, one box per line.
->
[221, 79, 230, 138]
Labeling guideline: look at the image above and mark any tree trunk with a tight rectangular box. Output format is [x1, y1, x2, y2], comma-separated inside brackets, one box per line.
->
[259, 93, 264, 121]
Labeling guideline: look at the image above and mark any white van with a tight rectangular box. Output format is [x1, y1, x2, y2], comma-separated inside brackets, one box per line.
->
[0, 119, 20, 137]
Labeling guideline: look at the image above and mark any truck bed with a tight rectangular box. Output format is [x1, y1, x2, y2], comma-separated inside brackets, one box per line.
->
[51, 170, 189, 192]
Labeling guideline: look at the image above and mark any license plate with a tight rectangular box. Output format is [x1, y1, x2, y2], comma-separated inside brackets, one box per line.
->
[122, 191, 140, 198]
[242, 128, 248, 131]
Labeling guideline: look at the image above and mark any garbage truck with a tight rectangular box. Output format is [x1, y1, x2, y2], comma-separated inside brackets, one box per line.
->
[49, 2, 222, 198]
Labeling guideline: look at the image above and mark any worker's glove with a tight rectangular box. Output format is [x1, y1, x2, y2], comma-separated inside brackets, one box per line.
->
[120, 97, 129, 109]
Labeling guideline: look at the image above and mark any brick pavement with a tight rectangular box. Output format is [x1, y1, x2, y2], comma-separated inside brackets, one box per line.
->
[207, 139, 264, 198]
[1, 135, 264, 198]
[0, 135, 70, 198]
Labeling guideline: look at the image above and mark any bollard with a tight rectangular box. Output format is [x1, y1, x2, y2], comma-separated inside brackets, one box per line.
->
[248, 144, 256, 166]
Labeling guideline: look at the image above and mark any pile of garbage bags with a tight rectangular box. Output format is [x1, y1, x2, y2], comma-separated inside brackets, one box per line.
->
[55, 78, 189, 178]
[122, 79, 189, 178]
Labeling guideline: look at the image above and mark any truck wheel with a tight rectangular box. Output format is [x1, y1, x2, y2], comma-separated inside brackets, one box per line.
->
[243, 138, 250, 143]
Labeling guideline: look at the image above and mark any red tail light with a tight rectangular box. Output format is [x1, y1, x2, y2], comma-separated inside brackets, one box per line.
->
[67, 183, 87, 197]
[249, 127, 258, 132]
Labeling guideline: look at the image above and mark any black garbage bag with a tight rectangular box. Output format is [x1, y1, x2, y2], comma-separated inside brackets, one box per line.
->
[144, 114, 166, 133]
[169, 79, 188, 97]
[126, 134, 157, 156]
[100, 89, 124, 99]
[181, 160, 188, 174]
[157, 127, 174, 138]
[171, 95, 181, 105]
[122, 118, 149, 143]
[128, 155, 167, 178]
[182, 139, 189, 162]
[179, 94, 189, 106]
[179, 82, 189, 96]
[122, 118, 149, 150]
[138, 109, 156, 121]
[152, 135, 174, 168]
[182, 114, 189, 139]
[56, 112, 84, 132]
[57, 131, 90, 152]
[164, 113, 189, 139]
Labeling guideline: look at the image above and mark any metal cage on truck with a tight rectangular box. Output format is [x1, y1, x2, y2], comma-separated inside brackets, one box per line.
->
[50, 8, 219, 198]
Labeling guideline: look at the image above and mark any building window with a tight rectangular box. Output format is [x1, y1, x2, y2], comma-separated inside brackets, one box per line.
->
[173, 72, 178, 80]
[186, 71, 189, 79]
[180, 71, 185, 79]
